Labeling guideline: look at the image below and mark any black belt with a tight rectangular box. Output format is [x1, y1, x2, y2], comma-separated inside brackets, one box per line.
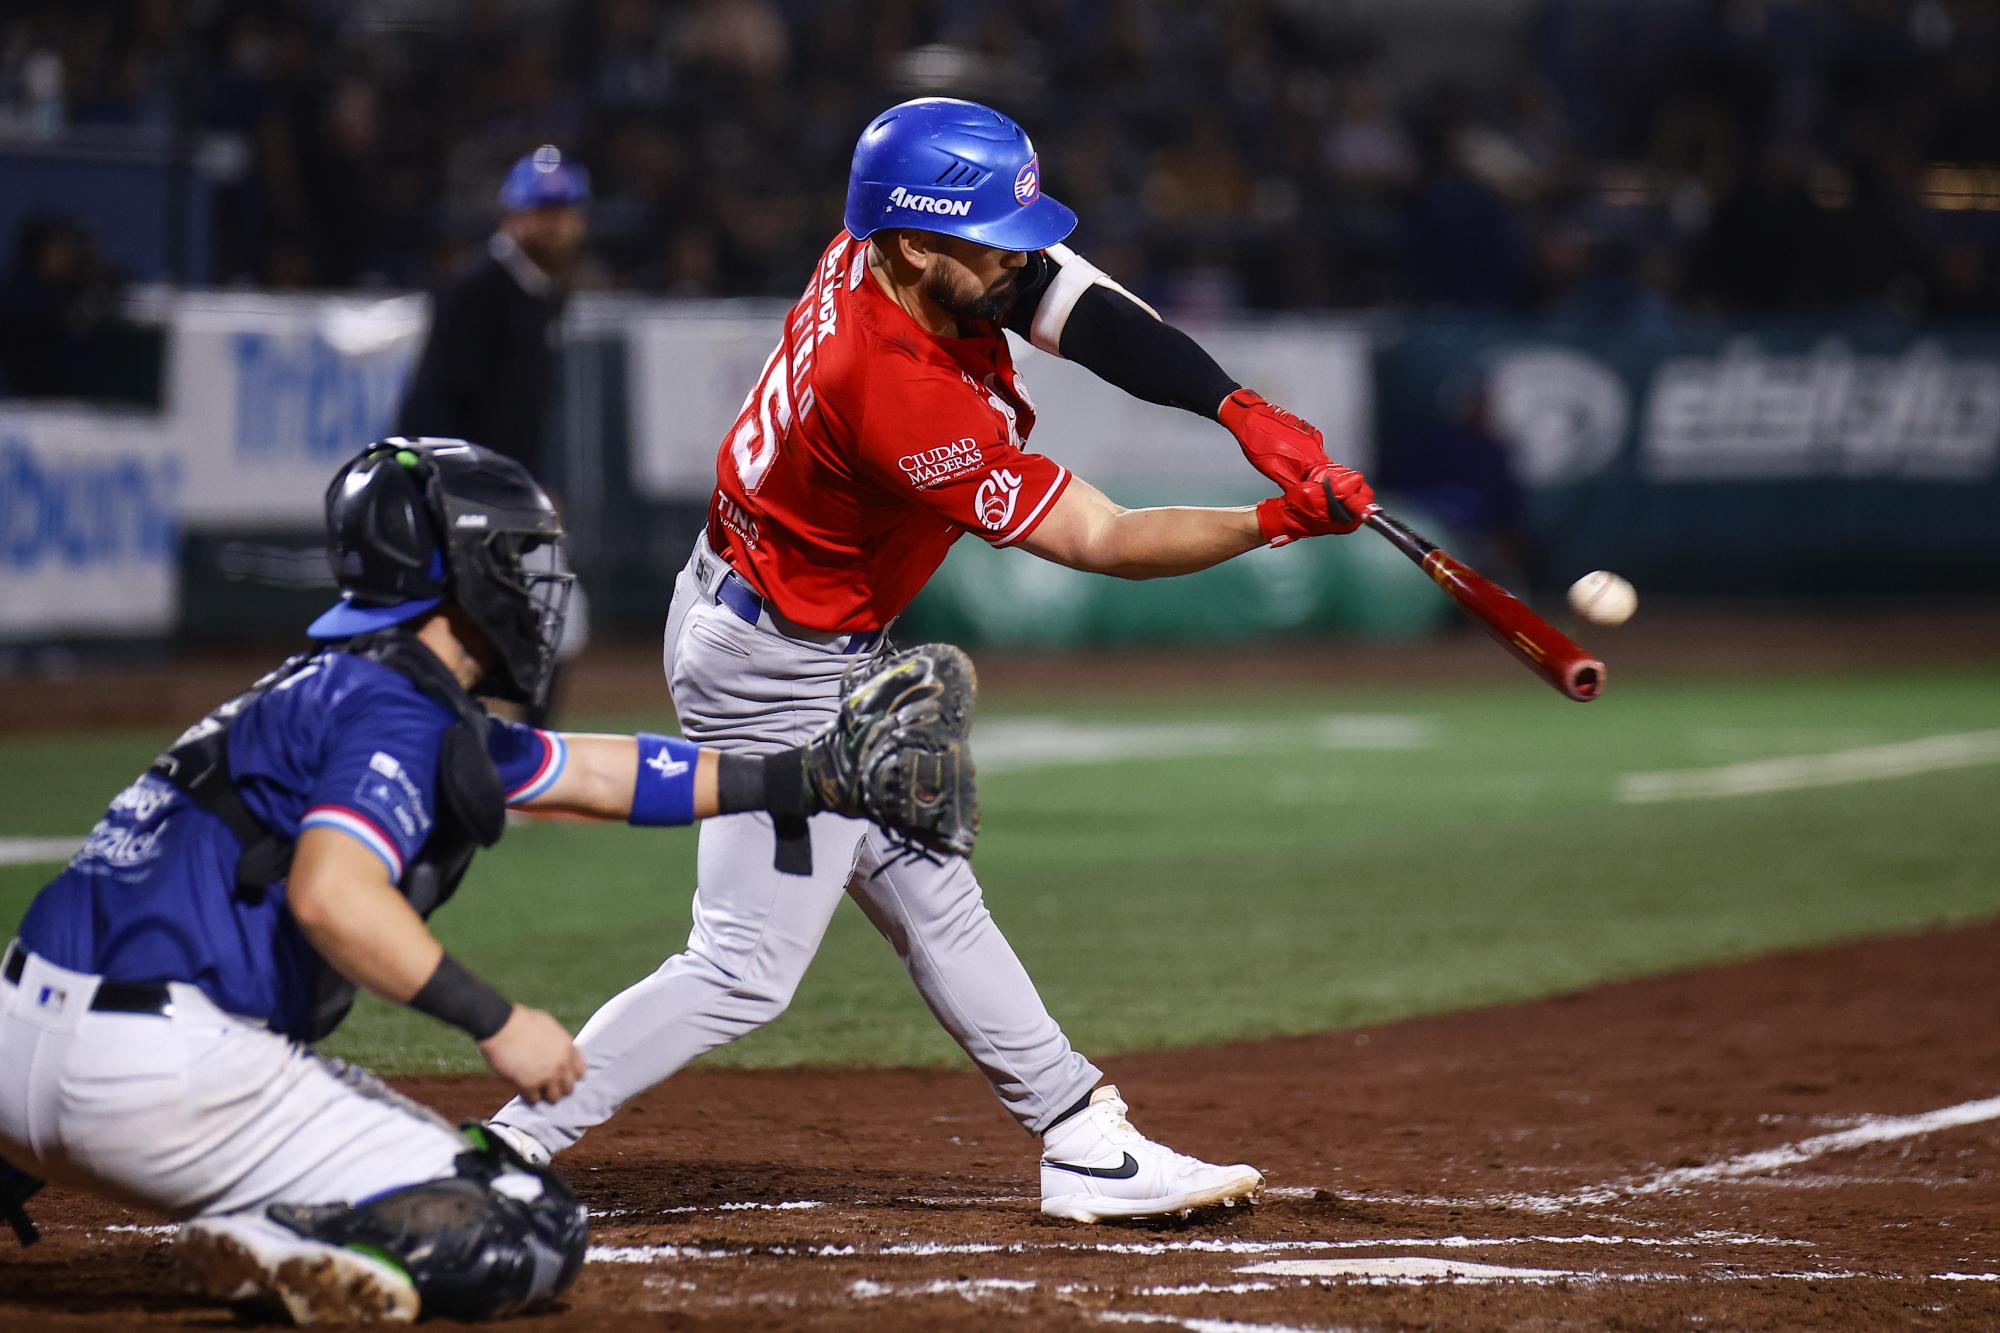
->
[2, 943, 175, 1016]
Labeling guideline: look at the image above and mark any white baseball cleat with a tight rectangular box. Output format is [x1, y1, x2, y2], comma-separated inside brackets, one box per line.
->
[174, 1213, 419, 1325]
[485, 1119, 553, 1168]
[1038, 1084, 1264, 1223]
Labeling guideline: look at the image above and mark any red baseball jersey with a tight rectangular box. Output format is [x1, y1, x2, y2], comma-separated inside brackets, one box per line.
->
[705, 232, 1072, 632]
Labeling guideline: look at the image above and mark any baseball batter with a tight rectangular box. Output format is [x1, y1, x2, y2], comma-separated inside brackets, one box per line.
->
[491, 98, 1375, 1223]
[0, 439, 973, 1324]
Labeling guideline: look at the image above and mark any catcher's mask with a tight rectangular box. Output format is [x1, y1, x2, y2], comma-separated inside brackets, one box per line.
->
[309, 438, 573, 706]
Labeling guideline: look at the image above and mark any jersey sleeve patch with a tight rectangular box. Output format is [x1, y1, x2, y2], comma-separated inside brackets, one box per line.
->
[983, 463, 1072, 548]
[349, 750, 433, 845]
[300, 806, 406, 881]
[303, 685, 445, 885]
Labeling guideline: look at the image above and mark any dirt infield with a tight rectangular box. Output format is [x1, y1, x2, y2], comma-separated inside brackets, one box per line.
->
[6, 919, 1998, 1330]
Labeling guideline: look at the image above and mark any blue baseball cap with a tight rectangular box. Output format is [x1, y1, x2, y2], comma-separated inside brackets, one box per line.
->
[844, 98, 1076, 252]
[306, 594, 442, 641]
[306, 548, 445, 640]
[499, 145, 591, 212]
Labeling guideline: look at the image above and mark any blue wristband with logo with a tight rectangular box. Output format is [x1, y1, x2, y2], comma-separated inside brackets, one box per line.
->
[629, 733, 700, 827]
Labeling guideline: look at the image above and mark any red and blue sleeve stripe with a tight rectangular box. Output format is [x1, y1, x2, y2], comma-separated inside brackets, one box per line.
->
[504, 730, 568, 806]
[299, 805, 406, 881]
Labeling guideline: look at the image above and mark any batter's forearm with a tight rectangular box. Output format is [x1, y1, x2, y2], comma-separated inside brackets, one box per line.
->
[1089, 505, 1265, 579]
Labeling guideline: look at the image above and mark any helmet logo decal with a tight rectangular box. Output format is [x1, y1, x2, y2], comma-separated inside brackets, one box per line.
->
[887, 186, 974, 217]
[1013, 158, 1041, 206]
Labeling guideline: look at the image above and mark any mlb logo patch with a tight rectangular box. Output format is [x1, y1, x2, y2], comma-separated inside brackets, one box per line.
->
[36, 985, 66, 1013]
[1013, 158, 1040, 207]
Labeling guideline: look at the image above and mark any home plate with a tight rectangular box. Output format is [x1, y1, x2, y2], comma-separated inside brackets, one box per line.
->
[1240, 1257, 1574, 1281]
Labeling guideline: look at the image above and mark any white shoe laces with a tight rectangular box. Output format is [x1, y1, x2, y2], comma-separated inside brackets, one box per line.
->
[1079, 1090, 1214, 1175]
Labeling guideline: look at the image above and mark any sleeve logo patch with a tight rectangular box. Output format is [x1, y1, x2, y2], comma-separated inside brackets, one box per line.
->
[976, 468, 1023, 531]
[354, 751, 431, 842]
[899, 437, 984, 488]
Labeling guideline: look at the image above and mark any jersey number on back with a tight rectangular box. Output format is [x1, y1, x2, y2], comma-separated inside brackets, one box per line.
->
[730, 343, 793, 493]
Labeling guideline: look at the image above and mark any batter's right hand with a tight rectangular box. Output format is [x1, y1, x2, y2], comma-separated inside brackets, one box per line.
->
[478, 1005, 586, 1105]
[1255, 461, 1376, 546]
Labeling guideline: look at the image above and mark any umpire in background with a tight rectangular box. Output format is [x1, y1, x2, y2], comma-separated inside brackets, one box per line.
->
[398, 145, 591, 724]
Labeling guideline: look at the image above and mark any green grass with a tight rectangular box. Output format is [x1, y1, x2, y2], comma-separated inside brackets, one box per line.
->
[3, 669, 1997, 1075]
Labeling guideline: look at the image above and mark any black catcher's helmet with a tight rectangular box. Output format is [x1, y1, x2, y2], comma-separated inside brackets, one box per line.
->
[309, 438, 573, 705]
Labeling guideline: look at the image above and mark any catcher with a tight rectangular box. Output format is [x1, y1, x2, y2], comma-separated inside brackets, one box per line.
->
[0, 438, 974, 1325]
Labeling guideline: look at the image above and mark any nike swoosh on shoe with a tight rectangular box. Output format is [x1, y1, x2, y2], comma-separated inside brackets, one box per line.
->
[1043, 1152, 1140, 1180]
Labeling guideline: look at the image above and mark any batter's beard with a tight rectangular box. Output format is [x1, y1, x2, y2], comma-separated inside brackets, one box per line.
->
[924, 267, 1017, 324]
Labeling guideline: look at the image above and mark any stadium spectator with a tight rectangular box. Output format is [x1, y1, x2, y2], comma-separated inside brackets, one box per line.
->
[0, 0, 1992, 319]
[0, 215, 123, 399]
[396, 146, 589, 477]
[395, 145, 591, 727]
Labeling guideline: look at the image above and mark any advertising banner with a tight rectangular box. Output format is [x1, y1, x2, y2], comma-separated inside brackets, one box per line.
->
[1373, 321, 2000, 594]
[0, 410, 180, 638]
[166, 294, 425, 528]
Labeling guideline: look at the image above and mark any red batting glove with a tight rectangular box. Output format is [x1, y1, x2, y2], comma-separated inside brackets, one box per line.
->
[1255, 461, 1377, 546]
[1219, 388, 1331, 487]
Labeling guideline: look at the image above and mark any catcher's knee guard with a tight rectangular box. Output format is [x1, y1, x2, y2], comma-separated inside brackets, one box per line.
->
[266, 1128, 587, 1321]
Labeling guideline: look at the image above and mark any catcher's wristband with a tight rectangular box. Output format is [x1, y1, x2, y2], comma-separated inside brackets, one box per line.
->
[628, 733, 700, 826]
[411, 952, 512, 1041]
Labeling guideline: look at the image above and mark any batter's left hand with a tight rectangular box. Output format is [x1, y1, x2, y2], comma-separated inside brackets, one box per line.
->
[1220, 389, 1330, 487]
[1256, 461, 1377, 546]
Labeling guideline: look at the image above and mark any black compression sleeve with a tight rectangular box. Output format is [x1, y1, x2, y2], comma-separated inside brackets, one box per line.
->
[1058, 283, 1241, 419]
[410, 952, 512, 1041]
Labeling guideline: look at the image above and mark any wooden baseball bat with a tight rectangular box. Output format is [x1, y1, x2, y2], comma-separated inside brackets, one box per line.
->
[1362, 508, 1604, 702]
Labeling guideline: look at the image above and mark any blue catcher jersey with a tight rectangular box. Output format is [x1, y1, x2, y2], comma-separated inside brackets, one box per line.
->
[16, 651, 567, 1039]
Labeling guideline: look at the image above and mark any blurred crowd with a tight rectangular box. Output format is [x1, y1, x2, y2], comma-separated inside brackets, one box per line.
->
[2, 0, 1997, 321]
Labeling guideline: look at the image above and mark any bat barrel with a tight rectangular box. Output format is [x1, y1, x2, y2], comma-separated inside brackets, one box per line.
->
[1364, 507, 1606, 703]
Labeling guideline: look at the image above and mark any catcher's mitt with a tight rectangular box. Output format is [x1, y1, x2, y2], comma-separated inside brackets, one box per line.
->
[805, 643, 978, 862]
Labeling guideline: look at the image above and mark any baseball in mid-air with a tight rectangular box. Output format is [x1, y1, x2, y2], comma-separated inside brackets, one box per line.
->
[1568, 570, 1638, 625]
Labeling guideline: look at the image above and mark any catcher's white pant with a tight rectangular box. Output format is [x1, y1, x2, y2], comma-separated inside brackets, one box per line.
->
[0, 945, 465, 1219]
[494, 537, 1101, 1153]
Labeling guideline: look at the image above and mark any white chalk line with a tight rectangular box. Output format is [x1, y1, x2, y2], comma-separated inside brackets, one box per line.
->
[586, 1228, 1807, 1265]
[1322, 1094, 2000, 1215]
[1234, 1258, 1879, 1285]
[1095, 1313, 1335, 1333]
[1569, 1093, 2000, 1207]
[1617, 728, 2000, 803]
[0, 836, 80, 867]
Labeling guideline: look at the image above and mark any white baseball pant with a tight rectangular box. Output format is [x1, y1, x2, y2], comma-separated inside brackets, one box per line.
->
[494, 537, 1101, 1153]
[0, 945, 466, 1220]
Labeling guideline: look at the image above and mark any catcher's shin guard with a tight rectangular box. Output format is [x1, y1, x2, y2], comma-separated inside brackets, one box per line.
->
[266, 1128, 587, 1321]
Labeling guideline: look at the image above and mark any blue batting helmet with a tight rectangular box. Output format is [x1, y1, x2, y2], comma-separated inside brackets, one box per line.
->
[843, 98, 1076, 252]
[499, 145, 591, 212]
